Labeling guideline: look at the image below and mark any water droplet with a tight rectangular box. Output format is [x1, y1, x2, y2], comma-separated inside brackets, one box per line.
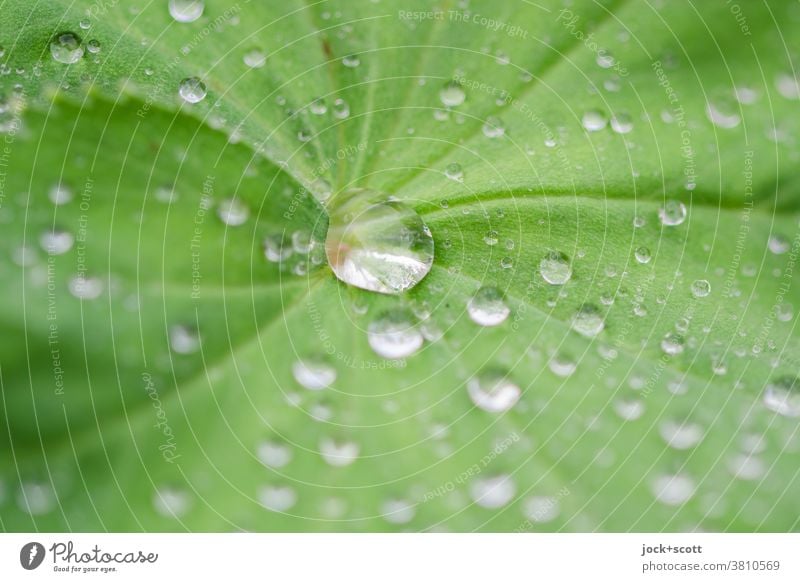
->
[467, 369, 521, 413]
[439, 80, 466, 107]
[216, 197, 249, 226]
[582, 109, 607, 132]
[40, 229, 74, 255]
[768, 234, 789, 255]
[153, 486, 190, 518]
[86, 39, 101, 54]
[257, 440, 292, 468]
[467, 286, 510, 327]
[154, 185, 177, 204]
[610, 112, 634, 134]
[17, 481, 56, 515]
[651, 473, 695, 506]
[292, 358, 336, 390]
[319, 437, 359, 467]
[169, 0, 204, 23]
[660, 332, 684, 355]
[49, 183, 73, 206]
[469, 474, 516, 508]
[571, 304, 604, 337]
[659, 419, 703, 449]
[706, 101, 740, 129]
[169, 324, 200, 354]
[483, 230, 499, 246]
[342, 54, 360, 68]
[763, 376, 800, 417]
[596, 51, 615, 69]
[482, 116, 505, 138]
[727, 453, 765, 481]
[68, 275, 103, 300]
[243, 49, 267, 68]
[548, 354, 576, 377]
[523, 496, 560, 523]
[258, 485, 296, 512]
[734, 86, 758, 104]
[367, 309, 423, 359]
[540, 251, 572, 285]
[325, 189, 434, 294]
[444, 162, 463, 182]
[634, 246, 651, 264]
[691, 279, 711, 298]
[381, 498, 416, 524]
[179, 77, 207, 103]
[659, 200, 687, 226]
[263, 234, 292, 263]
[332, 98, 350, 119]
[309, 97, 327, 115]
[775, 73, 800, 100]
[50, 32, 84, 64]
[613, 397, 645, 421]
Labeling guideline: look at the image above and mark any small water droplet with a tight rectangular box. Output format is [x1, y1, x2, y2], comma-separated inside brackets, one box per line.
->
[659, 419, 703, 449]
[319, 437, 359, 467]
[596, 51, 615, 69]
[40, 229, 74, 255]
[169, 324, 200, 354]
[243, 49, 267, 68]
[332, 98, 350, 119]
[540, 251, 572, 285]
[342, 54, 360, 68]
[660, 332, 684, 355]
[49, 183, 73, 206]
[68, 275, 103, 300]
[613, 397, 644, 421]
[439, 80, 466, 107]
[482, 116, 505, 138]
[467, 369, 520, 413]
[367, 309, 423, 359]
[292, 358, 336, 390]
[651, 473, 695, 506]
[548, 354, 576, 377]
[691, 279, 711, 298]
[50, 32, 84, 64]
[257, 440, 292, 468]
[467, 286, 510, 327]
[381, 498, 416, 524]
[706, 101, 740, 129]
[17, 481, 56, 515]
[768, 234, 790, 255]
[483, 230, 499, 246]
[763, 376, 800, 417]
[179, 77, 207, 103]
[775, 73, 800, 100]
[153, 486, 190, 518]
[86, 39, 101, 54]
[727, 453, 765, 481]
[634, 246, 651, 264]
[325, 189, 434, 294]
[216, 197, 249, 225]
[469, 474, 516, 508]
[582, 109, 607, 132]
[309, 97, 327, 115]
[258, 485, 297, 511]
[523, 496, 560, 523]
[610, 112, 634, 134]
[571, 304, 604, 337]
[169, 0, 204, 23]
[444, 162, 463, 182]
[659, 200, 687, 226]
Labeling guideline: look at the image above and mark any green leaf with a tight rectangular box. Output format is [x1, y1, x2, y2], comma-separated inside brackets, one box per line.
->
[1, 0, 799, 532]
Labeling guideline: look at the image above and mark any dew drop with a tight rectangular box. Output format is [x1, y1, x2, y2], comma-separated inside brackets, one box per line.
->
[727, 453, 765, 481]
[49, 183, 73, 206]
[651, 473, 695, 506]
[86, 39, 101, 54]
[582, 109, 607, 132]
[705, 101, 740, 129]
[571, 304, 604, 337]
[153, 486, 190, 518]
[660, 332, 684, 355]
[50, 32, 84, 64]
[179, 77, 207, 103]
[775, 73, 800, 100]
[309, 97, 327, 115]
[444, 162, 464, 182]
[216, 197, 249, 226]
[342, 54, 360, 68]
[482, 116, 505, 138]
[381, 498, 416, 524]
[257, 440, 292, 468]
[40, 229, 74, 255]
[763, 376, 800, 417]
[325, 189, 434, 294]
[691, 279, 711, 298]
[613, 397, 644, 421]
[258, 485, 297, 512]
[634, 246, 651, 264]
[292, 358, 336, 390]
[768, 234, 789, 255]
[319, 437, 359, 467]
[367, 309, 423, 359]
[467, 286, 510, 327]
[610, 112, 634, 134]
[523, 496, 560, 523]
[658, 419, 703, 449]
[658, 200, 687, 226]
[17, 481, 56, 515]
[467, 369, 521, 413]
[439, 80, 466, 107]
[243, 49, 267, 68]
[169, 0, 204, 23]
[539, 251, 572, 285]
[169, 324, 200, 354]
[483, 230, 499, 246]
[332, 98, 350, 119]
[263, 234, 292, 263]
[68, 275, 103, 300]
[548, 354, 576, 377]
[469, 474, 516, 509]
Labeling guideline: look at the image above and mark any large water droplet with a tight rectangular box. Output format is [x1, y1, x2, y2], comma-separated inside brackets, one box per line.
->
[319, 437, 359, 467]
[439, 80, 466, 107]
[571, 304, 605, 337]
[257, 440, 292, 468]
[582, 109, 608, 132]
[325, 189, 434, 294]
[467, 286, 510, 327]
[179, 77, 207, 104]
[216, 197, 249, 226]
[691, 279, 711, 298]
[660, 332, 684, 355]
[258, 485, 297, 512]
[469, 474, 516, 508]
[763, 376, 800, 417]
[169, 0, 204, 23]
[50, 32, 84, 64]
[659, 200, 687, 226]
[367, 309, 423, 359]
[467, 370, 521, 413]
[658, 419, 704, 449]
[651, 473, 695, 506]
[540, 251, 572, 285]
[292, 358, 336, 390]
[243, 49, 267, 69]
[381, 498, 416, 524]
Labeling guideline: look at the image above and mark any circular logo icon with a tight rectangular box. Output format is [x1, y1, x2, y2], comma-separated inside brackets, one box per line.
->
[20, 542, 46, 570]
